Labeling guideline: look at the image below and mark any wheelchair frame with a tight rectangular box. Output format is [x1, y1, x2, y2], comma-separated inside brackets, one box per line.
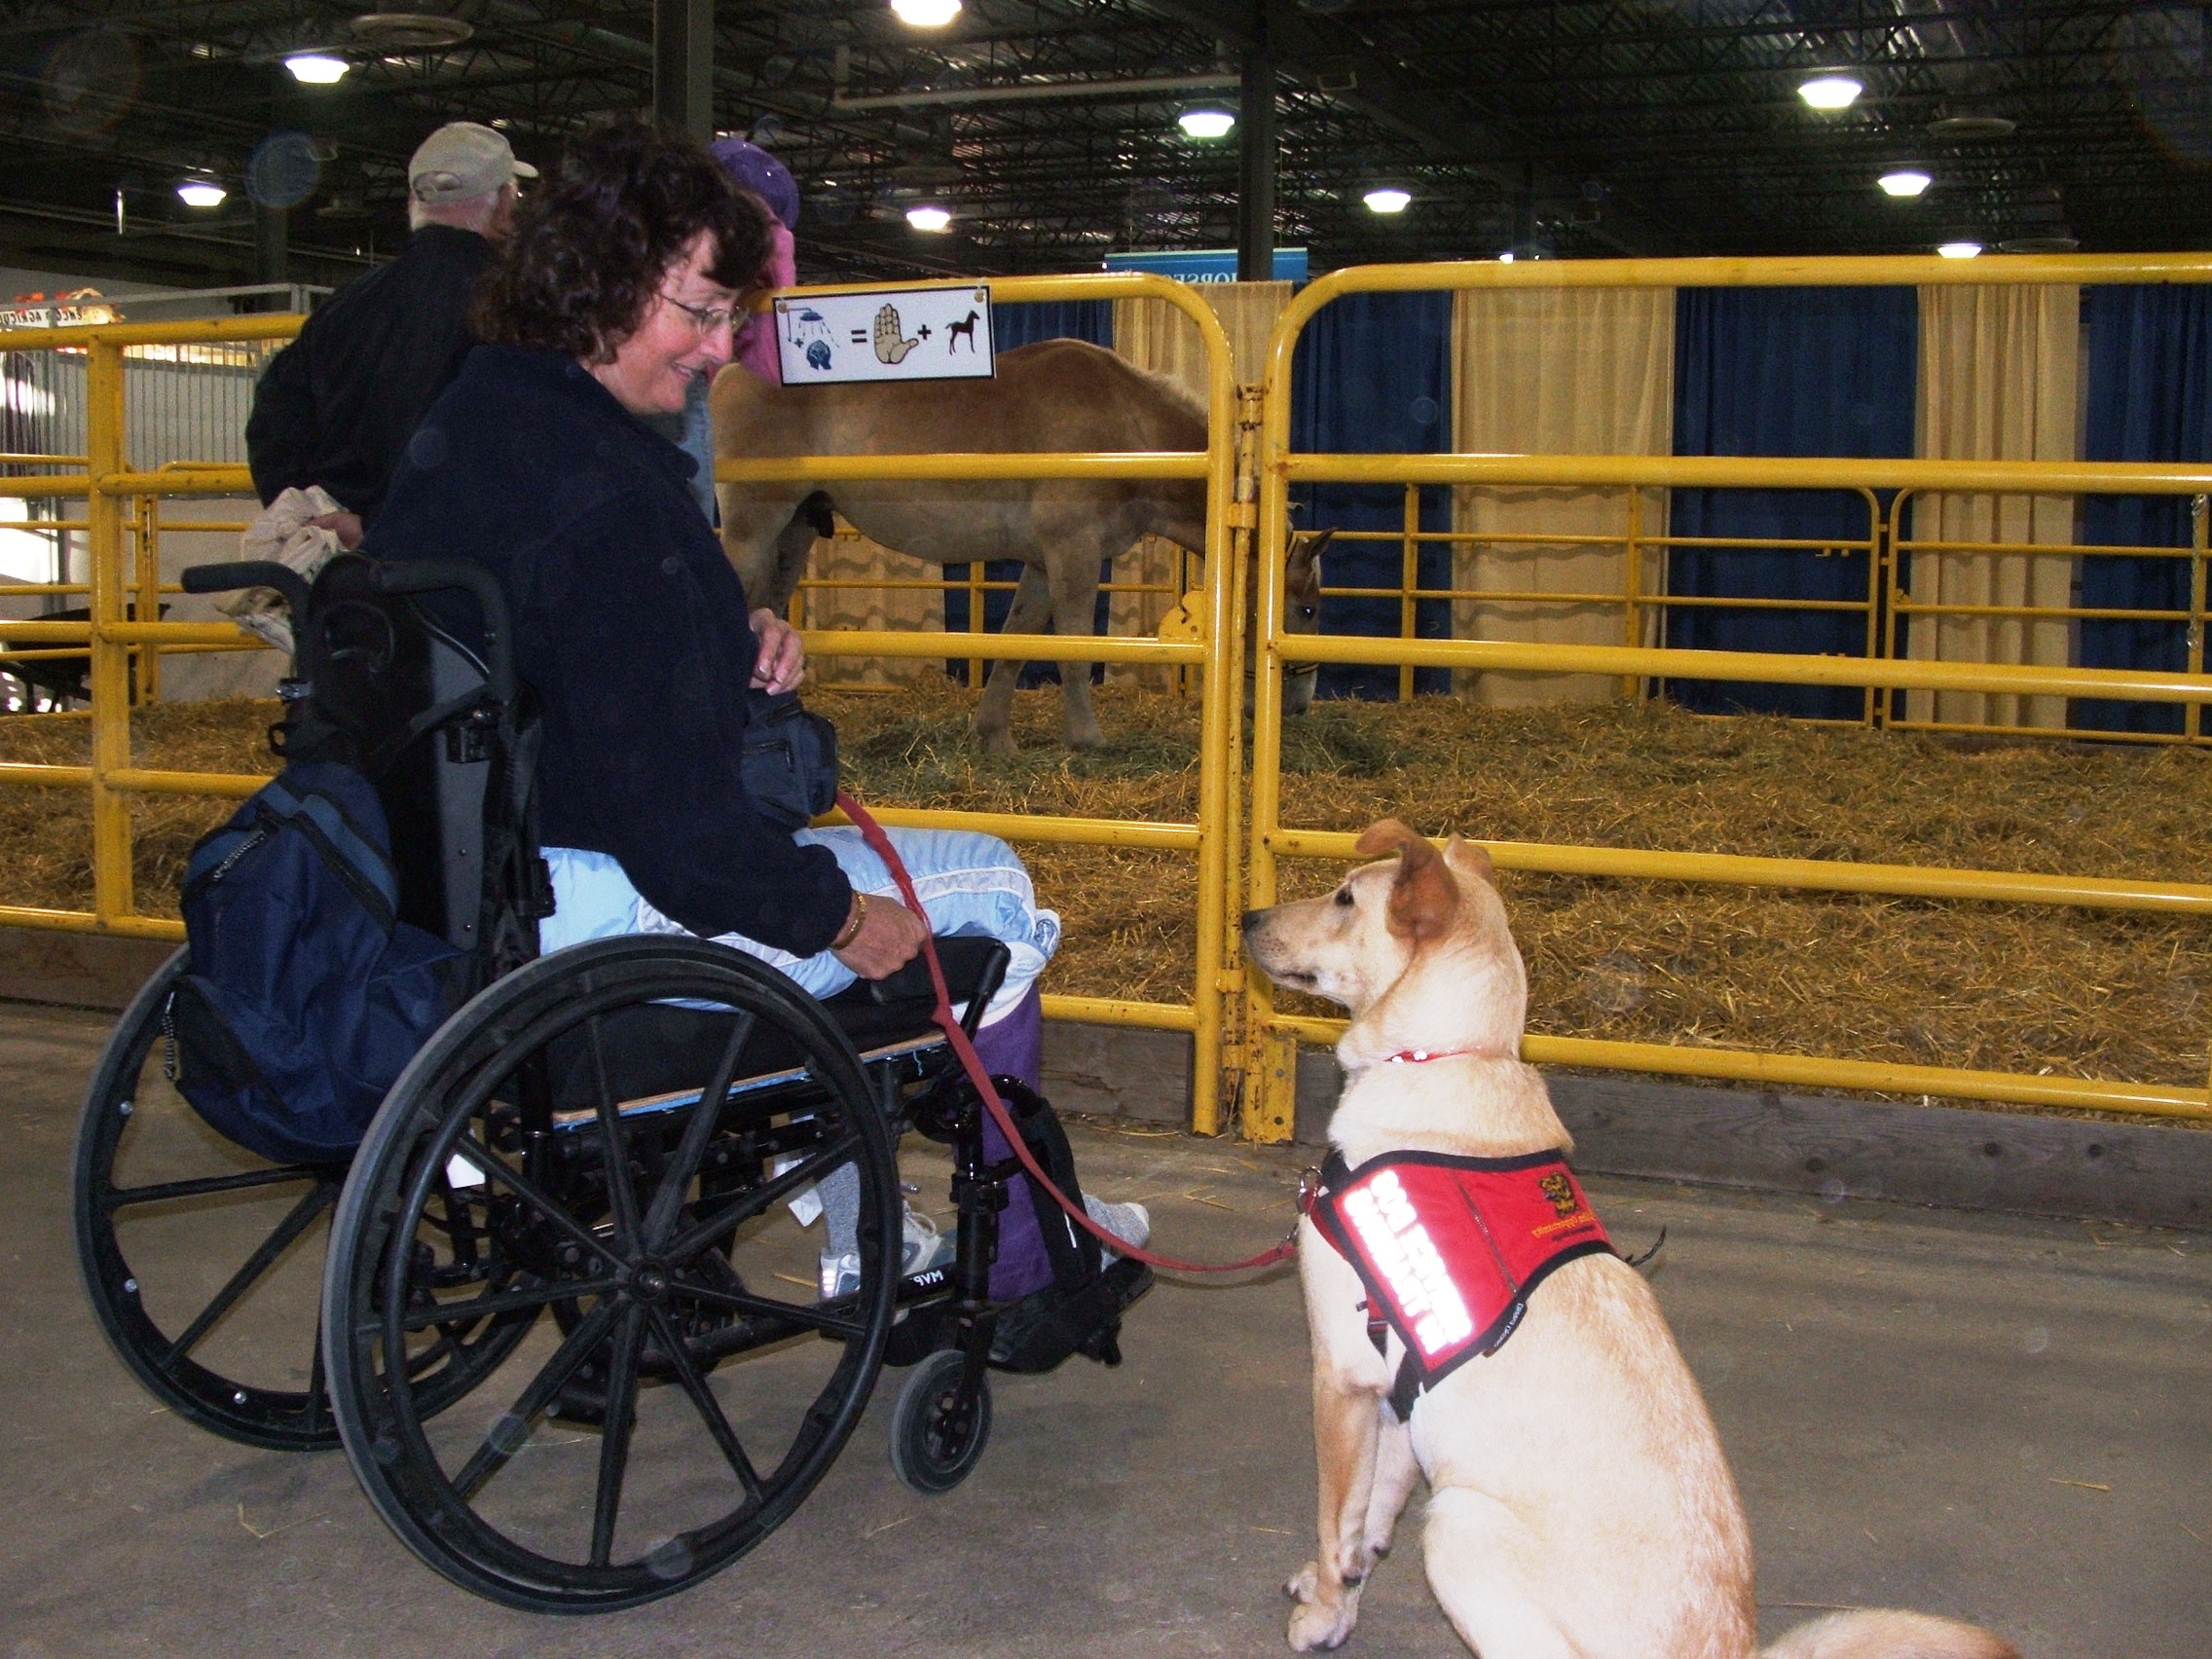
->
[71, 553, 1146, 1612]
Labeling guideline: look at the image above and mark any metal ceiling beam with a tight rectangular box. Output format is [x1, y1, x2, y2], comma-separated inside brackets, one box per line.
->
[830, 72, 1235, 111]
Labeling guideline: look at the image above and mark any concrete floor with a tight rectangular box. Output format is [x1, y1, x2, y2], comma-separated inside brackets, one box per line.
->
[4, 999, 2207, 1659]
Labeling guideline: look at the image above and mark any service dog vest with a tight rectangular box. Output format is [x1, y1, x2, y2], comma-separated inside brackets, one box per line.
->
[1308, 1147, 1614, 1419]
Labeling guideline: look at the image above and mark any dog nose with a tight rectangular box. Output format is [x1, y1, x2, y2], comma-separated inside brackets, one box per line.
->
[1239, 909, 1265, 933]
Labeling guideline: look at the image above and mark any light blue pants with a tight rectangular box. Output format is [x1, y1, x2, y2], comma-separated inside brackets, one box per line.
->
[541, 828, 1058, 1268]
[540, 826, 1058, 1023]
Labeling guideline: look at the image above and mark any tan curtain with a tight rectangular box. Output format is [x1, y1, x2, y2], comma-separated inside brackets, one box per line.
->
[1107, 281, 1291, 684]
[793, 528, 942, 687]
[1450, 287, 1675, 707]
[1906, 284, 2079, 730]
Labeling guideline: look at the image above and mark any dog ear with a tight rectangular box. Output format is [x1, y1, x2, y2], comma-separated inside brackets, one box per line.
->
[1445, 833, 1494, 884]
[1353, 820, 1459, 941]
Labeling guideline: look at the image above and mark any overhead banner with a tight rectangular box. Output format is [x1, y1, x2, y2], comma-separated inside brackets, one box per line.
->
[1103, 248, 1309, 285]
[774, 285, 995, 385]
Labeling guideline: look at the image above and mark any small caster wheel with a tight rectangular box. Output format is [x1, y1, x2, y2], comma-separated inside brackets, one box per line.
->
[889, 1347, 991, 1494]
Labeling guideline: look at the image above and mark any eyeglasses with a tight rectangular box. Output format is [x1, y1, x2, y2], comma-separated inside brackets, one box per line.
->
[659, 291, 739, 337]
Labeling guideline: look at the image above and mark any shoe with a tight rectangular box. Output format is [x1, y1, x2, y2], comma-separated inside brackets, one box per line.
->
[1084, 1193, 1150, 1262]
[818, 1201, 955, 1299]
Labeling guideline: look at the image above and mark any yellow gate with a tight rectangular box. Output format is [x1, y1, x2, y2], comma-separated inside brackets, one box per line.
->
[1242, 253, 2212, 1140]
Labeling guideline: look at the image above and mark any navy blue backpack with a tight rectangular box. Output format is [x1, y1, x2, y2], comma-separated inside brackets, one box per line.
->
[166, 757, 460, 1165]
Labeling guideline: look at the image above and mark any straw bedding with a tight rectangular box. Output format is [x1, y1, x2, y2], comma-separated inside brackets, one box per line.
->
[4, 682, 2206, 1118]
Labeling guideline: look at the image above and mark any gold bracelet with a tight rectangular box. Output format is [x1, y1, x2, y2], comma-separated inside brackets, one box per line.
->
[830, 891, 867, 951]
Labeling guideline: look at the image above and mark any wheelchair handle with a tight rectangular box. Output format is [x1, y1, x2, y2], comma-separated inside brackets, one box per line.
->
[369, 561, 517, 709]
[181, 561, 312, 626]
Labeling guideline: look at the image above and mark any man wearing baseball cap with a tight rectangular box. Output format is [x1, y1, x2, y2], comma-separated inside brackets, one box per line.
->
[244, 122, 537, 545]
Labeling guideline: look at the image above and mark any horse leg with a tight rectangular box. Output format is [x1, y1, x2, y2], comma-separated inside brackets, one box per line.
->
[974, 562, 1053, 757]
[1046, 544, 1108, 751]
[763, 506, 821, 614]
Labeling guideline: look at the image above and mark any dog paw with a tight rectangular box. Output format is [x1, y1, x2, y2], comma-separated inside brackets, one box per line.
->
[1285, 1562, 1320, 1604]
[1287, 1597, 1358, 1652]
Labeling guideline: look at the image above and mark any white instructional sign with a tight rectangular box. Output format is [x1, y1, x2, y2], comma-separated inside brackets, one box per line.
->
[774, 285, 995, 386]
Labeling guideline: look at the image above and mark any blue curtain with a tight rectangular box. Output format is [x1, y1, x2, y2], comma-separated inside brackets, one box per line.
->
[1288, 290, 1455, 699]
[946, 298, 1116, 682]
[2074, 284, 2212, 735]
[1667, 286, 1917, 719]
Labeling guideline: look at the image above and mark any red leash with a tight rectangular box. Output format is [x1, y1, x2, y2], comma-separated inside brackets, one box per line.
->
[835, 790, 1299, 1276]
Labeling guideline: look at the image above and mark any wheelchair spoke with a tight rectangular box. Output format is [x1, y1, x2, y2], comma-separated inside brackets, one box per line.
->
[644, 1013, 756, 1250]
[660, 1130, 862, 1264]
[645, 1304, 762, 1503]
[160, 1178, 334, 1370]
[586, 1016, 642, 1253]
[449, 1295, 622, 1500]
[446, 1133, 620, 1271]
[104, 1162, 324, 1210]
[588, 1305, 646, 1568]
[397, 1273, 619, 1332]
[305, 1331, 327, 1432]
[669, 1277, 865, 1341]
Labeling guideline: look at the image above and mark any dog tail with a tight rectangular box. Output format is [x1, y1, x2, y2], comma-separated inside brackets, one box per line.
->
[1760, 1609, 2019, 1659]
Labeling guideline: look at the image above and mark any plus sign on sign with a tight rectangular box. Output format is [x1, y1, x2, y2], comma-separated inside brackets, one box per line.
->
[773, 285, 996, 386]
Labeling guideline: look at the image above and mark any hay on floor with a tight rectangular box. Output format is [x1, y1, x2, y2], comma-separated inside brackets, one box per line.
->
[3, 680, 2206, 1121]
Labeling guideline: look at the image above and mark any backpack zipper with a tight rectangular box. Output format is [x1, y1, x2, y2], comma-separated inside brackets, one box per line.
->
[205, 824, 269, 885]
[160, 993, 179, 1083]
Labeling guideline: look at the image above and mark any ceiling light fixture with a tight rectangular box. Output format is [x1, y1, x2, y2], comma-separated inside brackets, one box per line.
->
[1797, 73, 1862, 111]
[1363, 186, 1411, 214]
[905, 203, 951, 232]
[284, 53, 349, 83]
[889, 0, 962, 26]
[1936, 240, 1982, 260]
[1177, 107, 1235, 139]
[1879, 168, 1932, 198]
[175, 178, 227, 207]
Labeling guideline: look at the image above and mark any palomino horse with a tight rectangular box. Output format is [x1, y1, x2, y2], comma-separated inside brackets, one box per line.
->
[713, 337, 1324, 755]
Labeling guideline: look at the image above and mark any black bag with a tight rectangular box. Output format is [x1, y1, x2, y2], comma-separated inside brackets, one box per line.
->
[740, 690, 838, 830]
[986, 1079, 1154, 1373]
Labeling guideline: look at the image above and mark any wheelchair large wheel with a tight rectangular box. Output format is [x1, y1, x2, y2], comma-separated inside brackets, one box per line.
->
[323, 936, 902, 1613]
[72, 948, 538, 1452]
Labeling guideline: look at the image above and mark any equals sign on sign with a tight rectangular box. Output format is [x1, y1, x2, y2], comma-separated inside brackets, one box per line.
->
[849, 330, 868, 343]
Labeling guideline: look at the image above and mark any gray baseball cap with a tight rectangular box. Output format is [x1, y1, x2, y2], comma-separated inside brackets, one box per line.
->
[408, 122, 537, 203]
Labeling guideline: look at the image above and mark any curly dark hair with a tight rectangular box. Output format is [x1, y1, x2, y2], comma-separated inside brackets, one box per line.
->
[473, 119, 772, 363]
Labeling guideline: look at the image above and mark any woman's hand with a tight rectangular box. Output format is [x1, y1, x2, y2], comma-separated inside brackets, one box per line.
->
[306, 510, 364, 550]
[830, 891, 929, 979]
[749, 607, 804, 693]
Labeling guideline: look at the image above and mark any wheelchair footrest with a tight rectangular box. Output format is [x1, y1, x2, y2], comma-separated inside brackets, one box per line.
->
[987, 1257, 1153, 1375]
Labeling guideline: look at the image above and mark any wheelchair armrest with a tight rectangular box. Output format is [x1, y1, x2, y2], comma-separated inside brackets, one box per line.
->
[827, 937, 1012, 1043]
[183, 561, 311, 624]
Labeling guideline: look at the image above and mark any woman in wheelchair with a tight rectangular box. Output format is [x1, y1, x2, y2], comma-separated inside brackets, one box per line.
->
[365, 119, 1146, 1308]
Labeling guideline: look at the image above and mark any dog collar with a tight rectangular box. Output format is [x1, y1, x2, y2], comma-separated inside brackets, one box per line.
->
[1382, 1048, 1475, 1064]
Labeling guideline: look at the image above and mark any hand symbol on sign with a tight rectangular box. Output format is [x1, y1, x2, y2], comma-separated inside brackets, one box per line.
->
[872, 304, 920, 365]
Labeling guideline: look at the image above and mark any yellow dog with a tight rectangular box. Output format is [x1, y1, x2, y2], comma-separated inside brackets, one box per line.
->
[1242, 821, 2015, 1659]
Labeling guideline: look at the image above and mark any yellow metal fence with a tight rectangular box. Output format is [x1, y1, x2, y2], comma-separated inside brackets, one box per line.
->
[1242, 253, 2212, 1139]
[12, 260, 2212, 1144]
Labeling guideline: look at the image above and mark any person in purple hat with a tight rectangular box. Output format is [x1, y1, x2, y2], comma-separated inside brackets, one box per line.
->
[709, 135, 799, 382]
[663, 137, 799, 520]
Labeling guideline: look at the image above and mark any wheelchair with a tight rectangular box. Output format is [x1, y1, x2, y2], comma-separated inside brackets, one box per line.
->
[71, 551, 1150, 1612]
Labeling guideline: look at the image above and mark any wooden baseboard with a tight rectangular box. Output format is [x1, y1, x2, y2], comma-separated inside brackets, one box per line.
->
[10, 927, 2200, 1230]
[0, 925, 174, 1012]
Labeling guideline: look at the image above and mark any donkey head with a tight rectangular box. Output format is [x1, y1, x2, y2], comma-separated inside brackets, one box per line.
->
[1282, 529, 1331, 717]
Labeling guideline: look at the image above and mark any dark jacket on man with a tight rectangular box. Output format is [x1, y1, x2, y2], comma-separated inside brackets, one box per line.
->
[244, 224, 492, 525]
[365, 344, 853, 956]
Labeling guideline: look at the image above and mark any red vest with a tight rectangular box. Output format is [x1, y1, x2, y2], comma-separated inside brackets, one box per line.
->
[1309, 1148, 1613, 1412]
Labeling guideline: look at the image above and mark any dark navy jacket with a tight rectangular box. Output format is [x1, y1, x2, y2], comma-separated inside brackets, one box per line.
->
[367, 344, 852, 955]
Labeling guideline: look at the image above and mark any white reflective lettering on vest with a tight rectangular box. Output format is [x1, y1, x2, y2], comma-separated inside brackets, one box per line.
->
[1343, 1169, 1475, 1358]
